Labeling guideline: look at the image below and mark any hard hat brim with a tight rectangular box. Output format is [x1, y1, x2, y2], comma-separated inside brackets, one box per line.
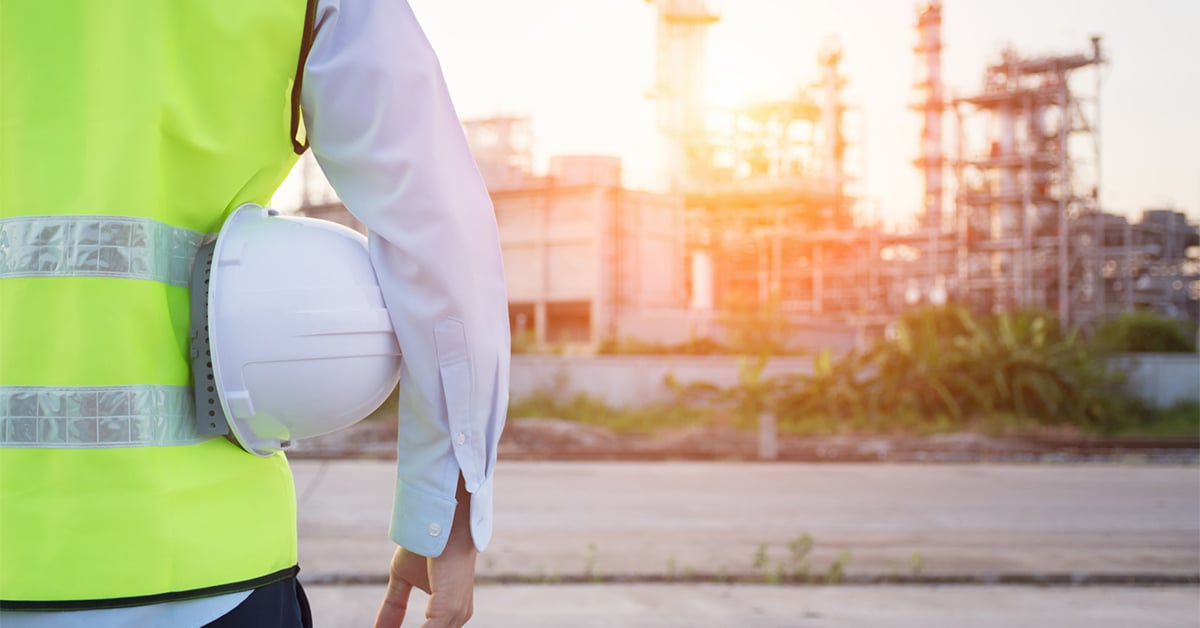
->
[208, 205, 281, 456]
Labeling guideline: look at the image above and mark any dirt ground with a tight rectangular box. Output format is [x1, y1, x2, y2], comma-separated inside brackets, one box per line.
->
[287, 416, 1199, 463]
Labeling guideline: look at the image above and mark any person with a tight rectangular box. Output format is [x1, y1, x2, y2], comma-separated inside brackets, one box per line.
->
[0, 1, 510, 627]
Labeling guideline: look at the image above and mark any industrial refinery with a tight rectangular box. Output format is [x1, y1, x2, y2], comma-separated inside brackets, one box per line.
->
[300, 0, 1200, 352]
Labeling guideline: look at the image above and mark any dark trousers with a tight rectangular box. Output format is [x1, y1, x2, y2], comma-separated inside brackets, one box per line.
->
[204, 578, 312, 628]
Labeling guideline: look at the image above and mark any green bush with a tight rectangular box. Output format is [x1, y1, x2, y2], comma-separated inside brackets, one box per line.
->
[771, 306, 1130, 431]
[1104, 401, 1200, 438]
[1090, 311, 1197, 354]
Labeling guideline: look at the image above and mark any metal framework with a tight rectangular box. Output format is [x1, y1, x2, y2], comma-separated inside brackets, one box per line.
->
[299, 1, 1199, 354]
[951, 36, 1104, 323]
[680, 47, 863, 324]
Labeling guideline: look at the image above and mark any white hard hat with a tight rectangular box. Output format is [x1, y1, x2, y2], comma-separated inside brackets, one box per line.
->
[189, 204, 402, 456]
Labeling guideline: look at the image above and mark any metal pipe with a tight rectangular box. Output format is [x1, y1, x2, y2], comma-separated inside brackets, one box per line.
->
[813, 243, 824, 315]
[1093, 36, 1103, 209]
[996, 101, 1019, 310]
[1124, 219, 1133, 313]
[1094, 213, 1105, 322]
[772, 209, 783, 298]
[691, 249, 714, 311]
[757, 231, 769, 307]
[1094, 37, 1106, 322]
[820, 43, 844, 197]
[954, 104, 969, 300]
[1022, 95, 1035, 307]
[1057, 63, 1070, 324]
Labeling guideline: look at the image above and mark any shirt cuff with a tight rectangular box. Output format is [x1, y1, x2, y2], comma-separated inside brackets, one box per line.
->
[388, 477, 458, 557]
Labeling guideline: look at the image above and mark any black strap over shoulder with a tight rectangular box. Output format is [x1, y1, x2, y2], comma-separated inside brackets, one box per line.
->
[290, 0, 319, 154]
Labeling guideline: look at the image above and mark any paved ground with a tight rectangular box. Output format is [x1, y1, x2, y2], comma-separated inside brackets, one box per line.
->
[304, 584, 1200, 628]
[295, 461, 1200, 578]
[294, 460, 1199, 625]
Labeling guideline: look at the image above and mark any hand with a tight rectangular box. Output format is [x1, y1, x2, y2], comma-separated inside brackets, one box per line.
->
[375, 476, 477, 628]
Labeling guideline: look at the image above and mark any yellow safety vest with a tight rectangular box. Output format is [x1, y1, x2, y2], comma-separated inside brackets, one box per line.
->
[0, 0, 315, 609]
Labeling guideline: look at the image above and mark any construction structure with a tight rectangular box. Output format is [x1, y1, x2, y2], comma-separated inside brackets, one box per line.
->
[662, 0, 1197, 339]
[293, 1, 1198, 352]
[936, 8, 1198, 327]
[950, 29, 1106, 323]
[642, 0, 881, 350]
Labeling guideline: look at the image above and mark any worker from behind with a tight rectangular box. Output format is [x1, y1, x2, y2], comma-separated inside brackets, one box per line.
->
[0, 1, 510, 627]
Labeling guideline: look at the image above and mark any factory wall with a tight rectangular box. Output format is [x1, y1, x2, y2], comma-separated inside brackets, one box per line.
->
[493, 180, 690, 347]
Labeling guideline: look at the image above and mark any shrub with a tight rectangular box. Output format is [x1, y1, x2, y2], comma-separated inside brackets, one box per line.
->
[1090, 311, 1197, 354]
[773, 306, 1126, 430]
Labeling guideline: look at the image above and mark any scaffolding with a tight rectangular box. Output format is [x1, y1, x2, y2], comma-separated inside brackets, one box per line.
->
[679, 1, 1198, 345]
[681, 46, 863, 327]
[939, 29, 1200, 329]
[909, 1, 957, 308]
[949, 35, 1105, 324]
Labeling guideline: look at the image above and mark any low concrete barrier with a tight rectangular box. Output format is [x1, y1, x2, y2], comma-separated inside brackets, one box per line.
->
[511, 355, 813, 407]
[1109, 353, 1200, 408]
[511, 353, 1199, 409]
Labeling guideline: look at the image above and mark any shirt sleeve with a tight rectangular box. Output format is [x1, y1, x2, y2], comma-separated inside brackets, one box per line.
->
[300, 0, 510, 556]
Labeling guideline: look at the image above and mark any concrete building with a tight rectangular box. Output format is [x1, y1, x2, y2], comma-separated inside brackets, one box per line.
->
[496, 155, 690, 347]
[297, 151, 693, 350]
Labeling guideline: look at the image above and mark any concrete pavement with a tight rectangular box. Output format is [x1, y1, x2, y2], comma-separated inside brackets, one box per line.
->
[295, 461, 1200, 579]
[294, 461, 1199, 626]
[303, 584, 1200, 628]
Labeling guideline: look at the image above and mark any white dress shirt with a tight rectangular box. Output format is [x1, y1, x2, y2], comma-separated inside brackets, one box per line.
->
[2, 0, 509, 625]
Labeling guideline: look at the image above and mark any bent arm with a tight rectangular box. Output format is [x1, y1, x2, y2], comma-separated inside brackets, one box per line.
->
[300, 0, 509, 556]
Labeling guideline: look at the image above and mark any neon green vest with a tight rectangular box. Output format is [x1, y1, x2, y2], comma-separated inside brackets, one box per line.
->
[0, 0, 314, 609]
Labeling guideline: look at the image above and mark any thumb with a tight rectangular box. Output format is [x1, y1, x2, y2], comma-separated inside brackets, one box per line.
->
[374, 577, 414, 628]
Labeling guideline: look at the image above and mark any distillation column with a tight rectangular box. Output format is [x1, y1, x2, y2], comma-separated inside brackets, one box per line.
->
[914, 1, 943, 231]
[818, 41, 846, 199]
[645, 0, 719, 191]
[914, 1, 945, 303]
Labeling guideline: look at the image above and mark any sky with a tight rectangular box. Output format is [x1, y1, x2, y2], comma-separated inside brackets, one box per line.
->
[287, 1, 1200, 228]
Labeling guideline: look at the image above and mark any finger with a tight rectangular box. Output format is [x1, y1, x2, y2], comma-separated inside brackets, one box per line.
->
[393, 549, 432, 594]
[373, 578, 414, 628]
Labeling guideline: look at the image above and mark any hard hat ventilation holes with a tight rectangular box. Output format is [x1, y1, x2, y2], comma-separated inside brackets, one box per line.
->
[189, 240, 231, 437]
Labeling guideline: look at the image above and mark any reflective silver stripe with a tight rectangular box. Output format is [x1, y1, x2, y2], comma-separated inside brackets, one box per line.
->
[0, 215, 205, 286]
[0, 386, 211, 448]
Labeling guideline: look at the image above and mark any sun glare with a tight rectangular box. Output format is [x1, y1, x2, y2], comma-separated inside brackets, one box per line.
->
[705, 67, 751, 109]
